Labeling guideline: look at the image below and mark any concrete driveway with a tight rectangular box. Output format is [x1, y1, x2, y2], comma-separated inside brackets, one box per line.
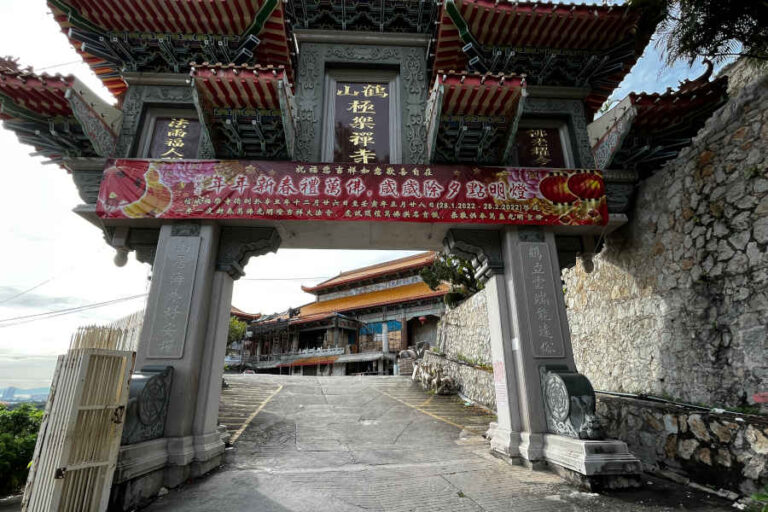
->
[144, 374, 733, 511]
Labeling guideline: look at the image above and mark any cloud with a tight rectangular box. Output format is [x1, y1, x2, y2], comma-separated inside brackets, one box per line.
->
[0, 286, 86, 310]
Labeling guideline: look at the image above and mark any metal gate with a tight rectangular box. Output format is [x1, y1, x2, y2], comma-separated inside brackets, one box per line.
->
[22, 314, 142, 512]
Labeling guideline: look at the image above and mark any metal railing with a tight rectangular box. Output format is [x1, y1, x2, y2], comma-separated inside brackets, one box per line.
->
[248, 346, 345, 364]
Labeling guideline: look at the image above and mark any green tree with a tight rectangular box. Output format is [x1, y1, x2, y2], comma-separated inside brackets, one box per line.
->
[420, 253, 483, 307]
[650, 0, 768, 63]
[0, 404, 43, 495]
[227, 316, 247, 345]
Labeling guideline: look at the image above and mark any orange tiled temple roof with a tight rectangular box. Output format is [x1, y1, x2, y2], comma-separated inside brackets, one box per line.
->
[301, 252, 437, 293]
[299, 282, 449, 317]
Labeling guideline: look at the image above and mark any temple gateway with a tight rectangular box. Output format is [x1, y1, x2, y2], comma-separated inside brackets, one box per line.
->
[2, 0, 733, 509]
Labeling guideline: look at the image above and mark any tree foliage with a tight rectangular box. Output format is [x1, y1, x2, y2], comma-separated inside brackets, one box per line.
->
[652, 0, 768, 63]
[0, 404, 43, 495]
[227, 316, 247, 345]
[420, 253, 483, 307]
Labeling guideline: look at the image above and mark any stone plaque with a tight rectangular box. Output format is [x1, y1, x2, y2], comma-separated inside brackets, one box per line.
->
[520, 242, 565, 358]
[146, 236, 201, 359]
[333, 82, 390, 164]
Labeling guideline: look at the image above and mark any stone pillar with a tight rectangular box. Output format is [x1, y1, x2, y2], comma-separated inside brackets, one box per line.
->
[130, 224, 279, 489]
[446, 228, 641, 481]
[500, 227, 568, 461]
[135, 222, 222, 486]
[499, 227, 641, 479]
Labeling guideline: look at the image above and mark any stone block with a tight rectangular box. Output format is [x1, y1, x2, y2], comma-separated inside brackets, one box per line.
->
[746, 425, 768, 455]
[687, 415, 711, 442]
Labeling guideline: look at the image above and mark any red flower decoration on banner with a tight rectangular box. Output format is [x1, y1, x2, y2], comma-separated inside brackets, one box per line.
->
[567, 172, 604, 200]
[538, 174, 578, 204]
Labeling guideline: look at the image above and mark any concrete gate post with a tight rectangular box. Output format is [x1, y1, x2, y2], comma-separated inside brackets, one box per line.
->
[128, 224, 280, 490]
[447, 228, 641, 482]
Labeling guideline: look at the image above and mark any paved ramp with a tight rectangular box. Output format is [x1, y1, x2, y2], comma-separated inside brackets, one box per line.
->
[145, 374, 732, 512]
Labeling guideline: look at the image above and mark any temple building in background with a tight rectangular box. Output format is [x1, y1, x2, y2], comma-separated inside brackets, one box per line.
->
[245, 252, 446, 375]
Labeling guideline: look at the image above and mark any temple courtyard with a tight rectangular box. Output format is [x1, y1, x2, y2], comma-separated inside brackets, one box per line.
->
[143, 375, 733, 511]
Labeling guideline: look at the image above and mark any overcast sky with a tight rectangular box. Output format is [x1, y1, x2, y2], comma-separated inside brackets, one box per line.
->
[0, 0, 719, 390]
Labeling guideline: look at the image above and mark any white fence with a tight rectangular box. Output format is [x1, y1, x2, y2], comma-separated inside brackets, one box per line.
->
[22, 312, 143, 512]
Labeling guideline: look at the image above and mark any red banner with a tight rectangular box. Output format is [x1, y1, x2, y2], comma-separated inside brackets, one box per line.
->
[96, 159, 608, 226]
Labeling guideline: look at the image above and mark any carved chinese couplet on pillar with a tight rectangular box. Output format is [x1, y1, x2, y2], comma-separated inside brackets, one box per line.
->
[146, 229, 201, 359]
[520, 241, 564, 358]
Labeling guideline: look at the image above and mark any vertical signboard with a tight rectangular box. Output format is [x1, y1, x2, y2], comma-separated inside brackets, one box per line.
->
[333, 82, 391, 164]
[148, 116, 202, 160]
[516, 128, 566, 168]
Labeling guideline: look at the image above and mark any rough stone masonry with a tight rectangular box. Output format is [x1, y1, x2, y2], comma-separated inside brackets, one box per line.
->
[563, 62, 768, 410]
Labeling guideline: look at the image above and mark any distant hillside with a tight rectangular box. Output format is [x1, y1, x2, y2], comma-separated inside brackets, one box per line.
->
[0, 387, 50, 395]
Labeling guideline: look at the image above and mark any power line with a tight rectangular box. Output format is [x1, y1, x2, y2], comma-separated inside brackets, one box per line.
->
[36, 60, 83, 71]
[240, 276, 333, 281]
[0, 247, 110, 305]
[0, 293, 148, 328]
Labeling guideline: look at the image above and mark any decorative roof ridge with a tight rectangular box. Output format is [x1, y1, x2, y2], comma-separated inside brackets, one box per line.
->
[0, 66, 75, 86]
[301, 252, 437, 293]
[191, 62, 286, 72]
[452, 0, 639, 15]
[436, 69, 527, 80]
[629, 69, 728, 104]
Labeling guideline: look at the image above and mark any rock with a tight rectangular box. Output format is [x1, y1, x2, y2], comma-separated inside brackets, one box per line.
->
[698, 150, 716, 166]
[696, 447, 712, 466]
[746, 425, 768, 454]
[742, 455, 766, 480]
[664, 434, 678, 458]
[717, 240, 735, 261]
[715, 448, 732, 467]
[754, 217, 768, 244]
[678, 438, 699, 460]
[663, 414, 679, 434]
[756, 196, 768, 216]
[726, 253, 749, 275]
[746, 242, 762, 267]
[729, 230, 751, 251]
[687, 415, 711, 442]
[725, 180, 746, 202]
[710, 421, 736, 443]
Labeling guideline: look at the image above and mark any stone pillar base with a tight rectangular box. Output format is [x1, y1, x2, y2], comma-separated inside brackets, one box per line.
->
[488, 422, 522, 458]
[110, 434, 225, 510]
[542, 434, 643, 489]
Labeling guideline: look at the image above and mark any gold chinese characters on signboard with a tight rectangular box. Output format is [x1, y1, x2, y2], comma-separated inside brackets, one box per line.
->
[333, 82, 390, 164]
[149, 116, 202, 159]
[516, 127, 566, 168]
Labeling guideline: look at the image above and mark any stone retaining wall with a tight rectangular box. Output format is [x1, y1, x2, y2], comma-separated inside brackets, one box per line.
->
[563, 72, 768, 408]
[422, 351, 495, 408]
[597, 394, 768, 496]
[435, 289, 491, 365]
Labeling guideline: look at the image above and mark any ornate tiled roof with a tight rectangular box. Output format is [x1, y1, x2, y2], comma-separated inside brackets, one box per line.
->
[427, 71, 526, 164]
[47, 0, 293, 97]
[0, 65, 121, 164]
[589, 64, 728, 174]
[433, 0, 663, 114]
[302, 252, 437, 293]
[299, 281, 449, 316]
[230, 306, 261, 321]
